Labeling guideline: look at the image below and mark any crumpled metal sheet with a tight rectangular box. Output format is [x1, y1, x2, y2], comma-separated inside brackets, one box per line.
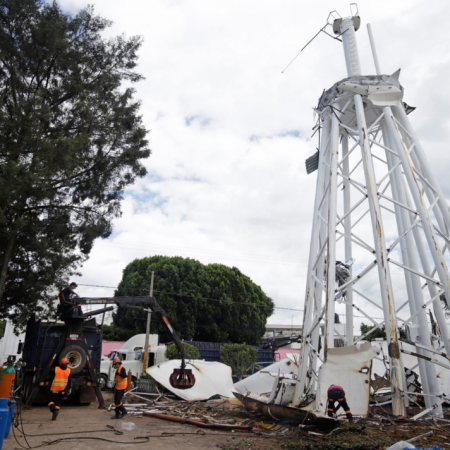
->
[234, 354, 299, 404]
[146, 360, 236, 401]
[303, 342, 379, 417]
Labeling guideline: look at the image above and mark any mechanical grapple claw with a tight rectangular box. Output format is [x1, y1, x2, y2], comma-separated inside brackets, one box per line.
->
[169, 368, 196, 389]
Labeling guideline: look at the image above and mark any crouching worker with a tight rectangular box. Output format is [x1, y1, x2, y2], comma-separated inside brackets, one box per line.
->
[327, 384, 353, 422]
[112, 357, 128, 419]
[48, 358, 71, 421]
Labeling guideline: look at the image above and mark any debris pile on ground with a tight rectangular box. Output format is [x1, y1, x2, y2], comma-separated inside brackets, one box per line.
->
[116, 387, 450, 450]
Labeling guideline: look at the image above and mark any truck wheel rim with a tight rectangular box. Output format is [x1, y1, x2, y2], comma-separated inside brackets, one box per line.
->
[67, 351, 82, 368]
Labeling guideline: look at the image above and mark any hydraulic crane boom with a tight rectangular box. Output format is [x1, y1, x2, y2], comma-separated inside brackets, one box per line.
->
[78, 296, 196, 389]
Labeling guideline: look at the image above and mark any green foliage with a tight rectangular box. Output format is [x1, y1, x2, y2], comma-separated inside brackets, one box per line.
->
[164, 343, 200, 360]
[0, 321, 5, 339]
[220, 343, 257, 380]
[0, 0, 150, 326]
[360, 323, 406, 341]
[102, 324, 134, 342]
[112, 256, 274, 344]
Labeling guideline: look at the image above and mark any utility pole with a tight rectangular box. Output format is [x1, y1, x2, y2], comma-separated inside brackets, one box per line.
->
[142, 271, 154, 375]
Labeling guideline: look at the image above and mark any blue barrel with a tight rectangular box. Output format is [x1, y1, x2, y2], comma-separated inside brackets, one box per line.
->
[4, 401, 14, 438]
[0, 399, 8, 448]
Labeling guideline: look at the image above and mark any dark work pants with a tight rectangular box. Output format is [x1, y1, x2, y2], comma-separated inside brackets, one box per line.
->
[114, 389, 127, 416]
[48, 391, 64, 413]
[327, 388, 353, 421]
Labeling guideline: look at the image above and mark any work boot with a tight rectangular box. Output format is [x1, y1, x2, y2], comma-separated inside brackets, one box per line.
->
[111, 414, 121, 419]
[52, 410, 59, 421]
[121, 411, 128, 419]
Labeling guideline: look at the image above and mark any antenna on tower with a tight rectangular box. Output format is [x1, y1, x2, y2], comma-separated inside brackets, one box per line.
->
[281, 10, 347, 74]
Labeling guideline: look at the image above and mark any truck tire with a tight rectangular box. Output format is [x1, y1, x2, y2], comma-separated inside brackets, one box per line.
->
[98, 374, 108, 391]
[60, 345, 87, 375]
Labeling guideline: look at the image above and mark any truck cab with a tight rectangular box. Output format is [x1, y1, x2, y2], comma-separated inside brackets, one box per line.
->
[100, 334, 167, 389]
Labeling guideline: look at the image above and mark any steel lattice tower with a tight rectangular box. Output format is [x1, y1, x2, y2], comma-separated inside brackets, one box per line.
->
[294, 8, 450, 417]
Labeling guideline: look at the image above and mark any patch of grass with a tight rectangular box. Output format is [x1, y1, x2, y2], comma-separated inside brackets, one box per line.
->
[279, 431, 397, 450]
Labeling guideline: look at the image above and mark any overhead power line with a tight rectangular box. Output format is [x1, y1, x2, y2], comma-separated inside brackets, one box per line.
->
[93, 240, 415, 275]
[77, 283, 304, 312]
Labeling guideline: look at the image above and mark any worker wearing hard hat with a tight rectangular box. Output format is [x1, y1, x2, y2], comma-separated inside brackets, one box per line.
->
[48, 358, 71, 421]
[327, 384, 353, 422]
[112, 357, 128, 419]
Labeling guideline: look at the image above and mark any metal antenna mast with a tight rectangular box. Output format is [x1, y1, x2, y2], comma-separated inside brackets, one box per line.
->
[294, 5, 450, 417]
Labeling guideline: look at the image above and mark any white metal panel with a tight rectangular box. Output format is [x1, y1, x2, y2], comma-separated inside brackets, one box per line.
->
[305, 342, 379, 417]
[147, 360, 235, 401]
[235, 356, 298, 396]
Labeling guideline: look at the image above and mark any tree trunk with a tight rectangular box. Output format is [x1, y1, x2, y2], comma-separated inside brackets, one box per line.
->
[0, 234, 16, 304]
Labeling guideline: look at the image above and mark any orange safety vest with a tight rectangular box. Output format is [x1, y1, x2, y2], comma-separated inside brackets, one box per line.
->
[51, 367, 71, 392]
[114, 366, 127, 390]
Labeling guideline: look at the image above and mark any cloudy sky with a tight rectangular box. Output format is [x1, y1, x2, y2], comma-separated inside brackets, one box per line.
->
[57, 0, 450, 332]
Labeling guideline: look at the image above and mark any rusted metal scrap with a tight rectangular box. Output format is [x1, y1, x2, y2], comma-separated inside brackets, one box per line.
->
[233, 392, 336, 426]
[142, 411, 252, 431]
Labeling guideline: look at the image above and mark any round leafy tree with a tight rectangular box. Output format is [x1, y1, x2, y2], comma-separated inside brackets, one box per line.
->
[220, 343, 257, 380]
[164, 343, 200, 361]
[110, 256, 274, 344]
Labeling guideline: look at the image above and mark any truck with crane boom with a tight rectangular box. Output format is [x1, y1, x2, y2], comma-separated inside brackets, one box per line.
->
[21, 294, 195, 408]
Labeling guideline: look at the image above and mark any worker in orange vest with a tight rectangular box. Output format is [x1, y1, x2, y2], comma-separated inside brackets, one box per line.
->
[48, 358, 71, 421]
[112, 357, 128, 419]
[327, 384, 353, 422]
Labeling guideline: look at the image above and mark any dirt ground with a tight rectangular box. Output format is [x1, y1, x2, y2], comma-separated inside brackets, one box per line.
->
[3, 393, 450, 450]
[2, 393, 278, 450]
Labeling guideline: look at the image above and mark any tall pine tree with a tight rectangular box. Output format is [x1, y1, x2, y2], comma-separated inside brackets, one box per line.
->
[0, 0, 150, 326]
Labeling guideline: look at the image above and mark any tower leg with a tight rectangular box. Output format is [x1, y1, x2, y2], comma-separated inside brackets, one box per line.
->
[341, 133, 354, 344]
[354, 94, 405, 416]
[293, 114, 332, 406]
[324, 107, 340, 357]
[383, 124, 434, 410]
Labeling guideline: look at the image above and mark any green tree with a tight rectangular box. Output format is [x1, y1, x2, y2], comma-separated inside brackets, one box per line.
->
[220, 343, 257, 380]
[360, 323, 406, 341]
[102, 324, 134, 342]
[164, 343, 200, 360]
[112, 256, 274, 344]
[0, 0, 150, 326]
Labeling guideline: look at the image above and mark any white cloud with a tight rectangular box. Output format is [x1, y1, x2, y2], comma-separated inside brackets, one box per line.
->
[57, 0, 450, 334]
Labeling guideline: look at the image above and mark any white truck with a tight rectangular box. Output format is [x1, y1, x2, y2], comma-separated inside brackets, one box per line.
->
[100, 333, 168, 389]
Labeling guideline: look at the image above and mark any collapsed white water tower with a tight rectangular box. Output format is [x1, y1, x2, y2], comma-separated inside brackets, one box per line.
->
[295, 5, 450, 417]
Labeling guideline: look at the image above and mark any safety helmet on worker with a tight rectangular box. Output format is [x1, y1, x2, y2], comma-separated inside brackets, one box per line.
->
[112, 357, 121, 365]
[60, 358, 69, 365]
